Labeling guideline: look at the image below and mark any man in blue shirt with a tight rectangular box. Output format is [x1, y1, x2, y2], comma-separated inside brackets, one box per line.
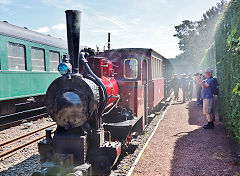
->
[196, 68, 215, 129]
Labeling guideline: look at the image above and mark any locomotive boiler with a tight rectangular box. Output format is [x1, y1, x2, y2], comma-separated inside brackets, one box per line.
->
[33, 10, 123, 176]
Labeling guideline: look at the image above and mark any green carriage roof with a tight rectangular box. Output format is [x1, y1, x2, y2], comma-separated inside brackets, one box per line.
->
[0, 21, 67, 50]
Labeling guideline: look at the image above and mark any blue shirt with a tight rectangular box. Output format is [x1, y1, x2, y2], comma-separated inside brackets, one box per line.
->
[202, 77, 214, 99]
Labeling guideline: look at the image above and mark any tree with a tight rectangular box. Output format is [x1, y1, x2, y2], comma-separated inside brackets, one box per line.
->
[173, 0, 227, 69]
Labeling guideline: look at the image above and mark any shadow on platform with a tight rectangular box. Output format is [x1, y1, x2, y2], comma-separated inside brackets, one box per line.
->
[187, 101, 204, 126]
[170, 101, 240, 176]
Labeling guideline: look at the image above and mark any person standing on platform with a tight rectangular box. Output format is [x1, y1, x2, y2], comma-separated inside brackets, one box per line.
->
[196, 70, 205, 106]
[196, 68, 215, 129]
[180, 73, 188, 102]
[171, 74, 181, 100]
[187, 73, 194, 101]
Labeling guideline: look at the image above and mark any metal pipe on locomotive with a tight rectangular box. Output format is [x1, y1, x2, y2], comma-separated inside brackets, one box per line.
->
[32, 10, 121, 176]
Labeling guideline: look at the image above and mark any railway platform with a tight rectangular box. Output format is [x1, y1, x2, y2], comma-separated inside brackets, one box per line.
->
[131, 94, 240, 176]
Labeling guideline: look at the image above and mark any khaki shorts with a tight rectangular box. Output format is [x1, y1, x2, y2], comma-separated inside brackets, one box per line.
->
[203, 98, 213, 115]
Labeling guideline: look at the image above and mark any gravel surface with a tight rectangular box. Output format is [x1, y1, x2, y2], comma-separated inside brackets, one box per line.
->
[0, 117, 55, 176]
[111, 103, 170, 176]
[2, 92, 238, 176]
[0, 106, 167, 176]
[132, 95, 240, 176]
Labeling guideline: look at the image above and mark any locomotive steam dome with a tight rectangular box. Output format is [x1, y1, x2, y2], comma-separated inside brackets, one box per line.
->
[45, 75, 100, 128]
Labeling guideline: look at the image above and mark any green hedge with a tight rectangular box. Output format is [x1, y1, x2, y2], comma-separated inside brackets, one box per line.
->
[200, 43, 216, 74]
[214, 0, 240, 145]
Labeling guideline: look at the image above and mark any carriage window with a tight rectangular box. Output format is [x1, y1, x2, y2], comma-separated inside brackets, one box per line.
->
[49, 51, 60, 72]
[7, 42, 26, 71]
[31, 47, 45, 71]
[152, 56, 163, 79]
[124, 58, 138, 79]
[159, 59, 163, 77]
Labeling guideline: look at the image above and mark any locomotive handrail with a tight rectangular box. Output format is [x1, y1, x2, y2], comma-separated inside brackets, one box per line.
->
[104, 131, 111, 143]
[102, 95, 120, 116]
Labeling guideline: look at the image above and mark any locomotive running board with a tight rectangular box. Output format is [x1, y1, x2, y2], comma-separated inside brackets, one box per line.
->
[103, 119, 137, 141]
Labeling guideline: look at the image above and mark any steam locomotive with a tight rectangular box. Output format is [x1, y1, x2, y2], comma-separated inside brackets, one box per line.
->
[33, 10, 172, 176]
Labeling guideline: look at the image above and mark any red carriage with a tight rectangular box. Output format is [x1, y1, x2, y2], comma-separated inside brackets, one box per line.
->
[97, 48, 172, 132]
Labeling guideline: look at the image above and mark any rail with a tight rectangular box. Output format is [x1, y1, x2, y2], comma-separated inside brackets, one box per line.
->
[0, 123, 56, 160]
[0, 107, 48, 130]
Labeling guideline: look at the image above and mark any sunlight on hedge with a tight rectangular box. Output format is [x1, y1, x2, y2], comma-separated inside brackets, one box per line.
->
[214, 0, 240, 146]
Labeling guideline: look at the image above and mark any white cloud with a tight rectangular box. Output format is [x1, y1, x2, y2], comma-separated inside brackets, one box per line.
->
[179, 15, 184, 22]
[0, 5, 10, 12]
[51, 23, 66, 31]
[36, 27, 49, 33]
[22, 5, 32, 9]
[97, 15, 128, 31]
[130, 18, 141, 25]
[0, 0, 12, 5]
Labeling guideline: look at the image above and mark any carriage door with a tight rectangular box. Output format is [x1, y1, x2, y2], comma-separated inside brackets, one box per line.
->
[142, 60, 148, 126]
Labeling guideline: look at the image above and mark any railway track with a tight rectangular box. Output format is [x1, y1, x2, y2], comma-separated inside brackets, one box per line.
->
[0, 123, 56, 160]
[0, 96, 173, 175]
[0, 106, 48, 130]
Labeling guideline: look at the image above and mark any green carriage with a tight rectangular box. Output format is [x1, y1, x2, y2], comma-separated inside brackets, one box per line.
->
[0, 21, 67, 115]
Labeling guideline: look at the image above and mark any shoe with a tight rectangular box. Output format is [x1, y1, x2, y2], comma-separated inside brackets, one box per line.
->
[203, 122, 214, 129]
[212, 115, 215, 122]
[203, 122, 209, 128]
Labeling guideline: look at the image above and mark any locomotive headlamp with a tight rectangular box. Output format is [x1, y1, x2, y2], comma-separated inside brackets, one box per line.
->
[58, 62, 71, 75]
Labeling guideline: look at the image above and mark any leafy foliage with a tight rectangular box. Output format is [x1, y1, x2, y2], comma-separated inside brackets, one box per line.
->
[214, 0, 240, 146]
[233, 83, 240, 96]
[199, 44, 216, 74]
[226, 26, 240, 53]
[173, 0, 227, 70]
[175, 0, 240, 146]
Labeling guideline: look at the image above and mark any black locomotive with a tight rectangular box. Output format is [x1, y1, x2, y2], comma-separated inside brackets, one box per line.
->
[32, 10, 124, 176]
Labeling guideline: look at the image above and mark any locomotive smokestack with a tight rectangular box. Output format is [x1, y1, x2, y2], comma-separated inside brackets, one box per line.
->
[108, 32, 110, 50]
[65, 10, 81, 74]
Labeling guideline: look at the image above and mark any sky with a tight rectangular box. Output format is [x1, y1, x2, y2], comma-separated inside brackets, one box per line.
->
[0, 0, 229, 58]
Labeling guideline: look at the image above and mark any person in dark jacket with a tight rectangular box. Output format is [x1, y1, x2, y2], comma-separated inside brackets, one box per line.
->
[187, 73, 194, 101]
[180, 73, 188, 102]
[171, 74, 181, 100]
